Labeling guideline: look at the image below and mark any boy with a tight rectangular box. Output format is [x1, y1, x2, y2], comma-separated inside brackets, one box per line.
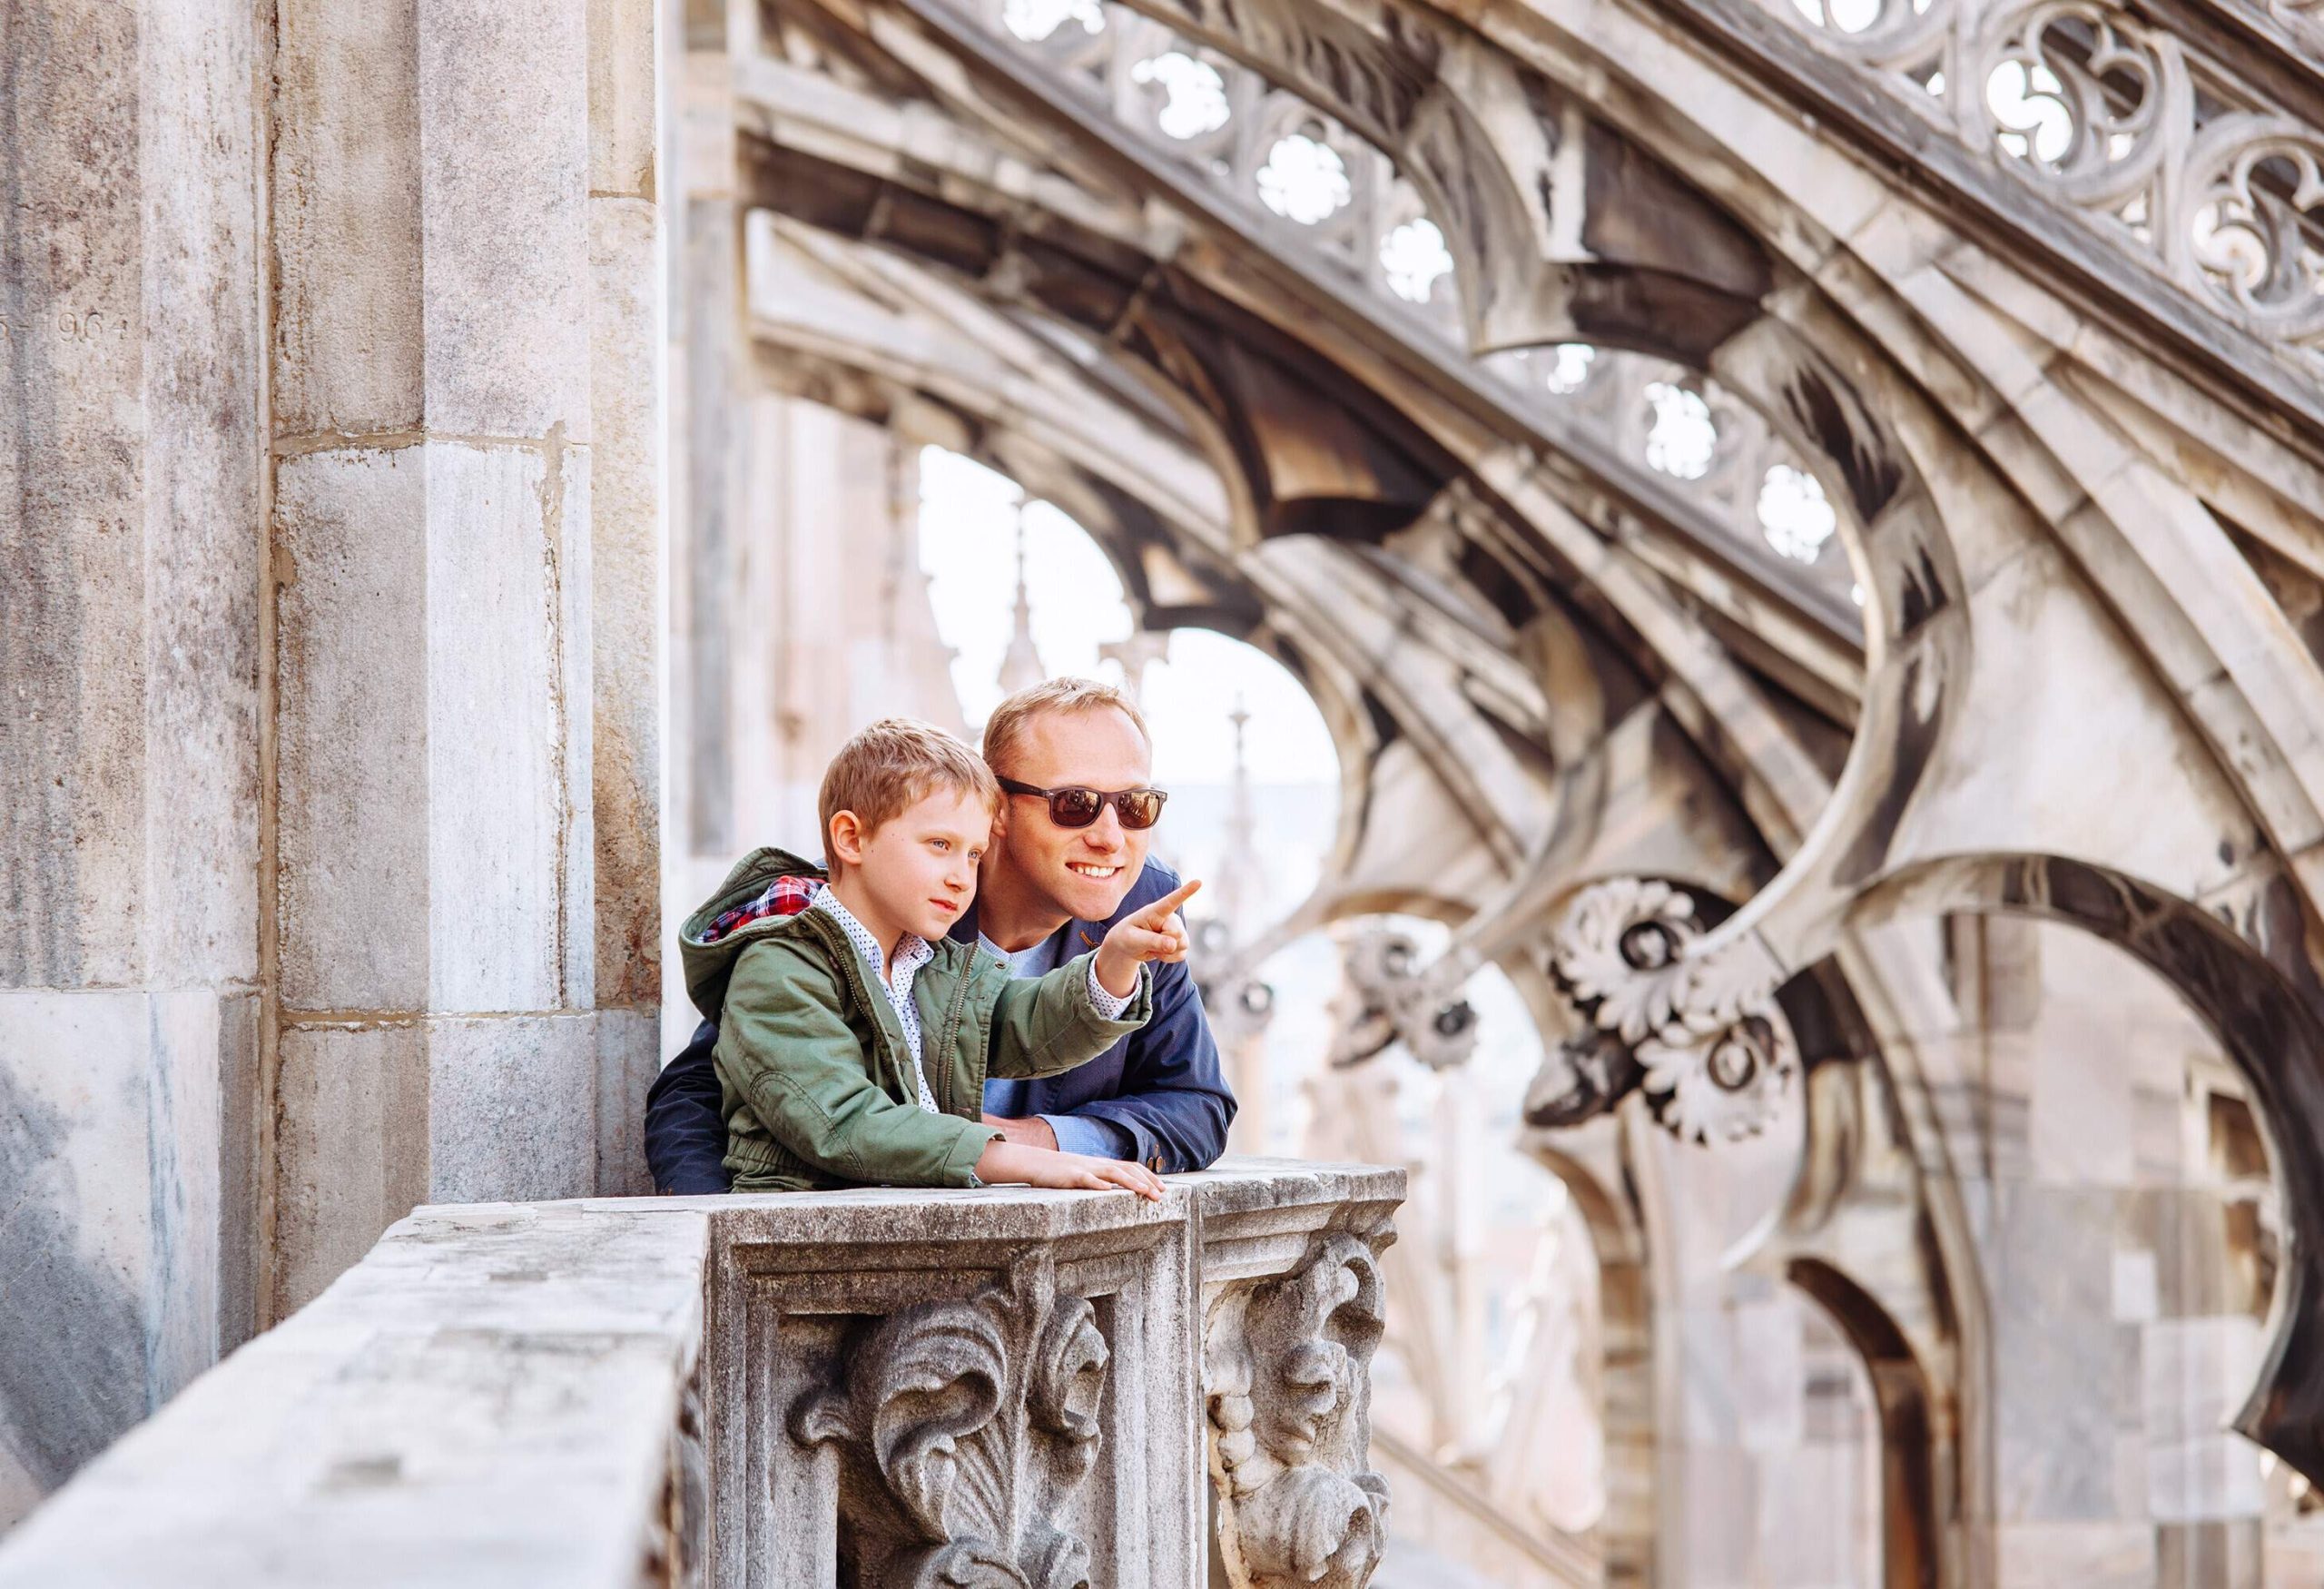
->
[678, 717, 1198, 1196]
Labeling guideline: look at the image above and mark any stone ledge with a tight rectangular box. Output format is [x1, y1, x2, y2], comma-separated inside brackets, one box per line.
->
[0, 1201, 710, 1589]
[0, 1161, 1405, 1588]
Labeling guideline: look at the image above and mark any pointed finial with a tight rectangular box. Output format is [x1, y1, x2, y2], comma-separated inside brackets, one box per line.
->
[997, 502, 1047, 694]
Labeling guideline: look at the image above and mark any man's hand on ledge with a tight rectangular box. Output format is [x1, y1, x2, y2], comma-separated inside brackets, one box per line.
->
[981, 1112, 1059, 1151]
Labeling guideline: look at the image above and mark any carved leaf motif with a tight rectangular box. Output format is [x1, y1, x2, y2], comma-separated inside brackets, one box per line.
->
[1333, 928, 1480, 1071]
[911, 1543, 1031, 1588]
[793, 1258, 1108, 1588]
[871, 1303, 1013, 1545]
[1639, 1015, 1794, 1145]
[1028, 1297, 1109, 1497]
[1021, 1525, 1094, 1589]
[1550, 877, 1698, 1044]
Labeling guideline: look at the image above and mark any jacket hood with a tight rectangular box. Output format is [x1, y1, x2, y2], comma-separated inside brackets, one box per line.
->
[678, 846, 829, 1022]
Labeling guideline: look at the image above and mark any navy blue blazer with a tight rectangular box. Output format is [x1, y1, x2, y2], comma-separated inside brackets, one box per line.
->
[642, 860, 1237, 1194]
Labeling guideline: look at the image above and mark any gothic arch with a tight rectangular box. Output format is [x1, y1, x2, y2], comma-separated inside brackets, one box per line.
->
[734, 0, 2324, 1512]
[1788, 1257, 1941, 1589]
[1856, 853, 2323, 1478]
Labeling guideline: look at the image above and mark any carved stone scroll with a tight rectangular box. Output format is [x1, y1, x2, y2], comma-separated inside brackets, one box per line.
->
[1204, 1233, 1391, 1589]
[791, 1255, 1110, 1589]
[1542, 877, 1798, 1144]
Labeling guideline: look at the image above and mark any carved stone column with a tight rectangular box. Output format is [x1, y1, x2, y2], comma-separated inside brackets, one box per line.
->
[1192, 1164, 1403, 1589]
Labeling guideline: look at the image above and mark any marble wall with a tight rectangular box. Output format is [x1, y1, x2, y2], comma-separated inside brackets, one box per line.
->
[265, 0, 605, 1316]
[1, 0, 661, 1525]
[1961, 923, 2280, 1588]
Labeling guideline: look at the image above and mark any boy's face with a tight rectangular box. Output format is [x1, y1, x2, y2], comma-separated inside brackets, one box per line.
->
[837, 785, 994, 946]
[987, 706, 1153, 925]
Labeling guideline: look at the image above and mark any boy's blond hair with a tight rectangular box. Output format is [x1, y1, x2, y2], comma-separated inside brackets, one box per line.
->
[980, 676, 1152, 779]
[819, 717, 1001, 870]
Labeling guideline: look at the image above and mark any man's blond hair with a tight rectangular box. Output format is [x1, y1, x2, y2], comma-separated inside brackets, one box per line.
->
[819, 717, 1001, 870]
[980, 676, 1152, 779]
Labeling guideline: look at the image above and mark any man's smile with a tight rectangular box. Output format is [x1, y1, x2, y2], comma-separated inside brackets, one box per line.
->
[1067, 863, 1122, 879]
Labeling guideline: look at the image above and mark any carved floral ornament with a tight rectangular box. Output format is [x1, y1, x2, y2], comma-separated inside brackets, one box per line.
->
[1767, 0, 2324, 358]
[1546, 878, 1799, 1144]
[1326, 926, 1482, 1072]
[1205, 1233, 1393, 1589]
[792, 1255, 1110, 1589]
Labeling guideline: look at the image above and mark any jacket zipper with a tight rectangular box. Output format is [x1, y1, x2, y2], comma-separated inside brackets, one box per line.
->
[929, 960, 975, 1117]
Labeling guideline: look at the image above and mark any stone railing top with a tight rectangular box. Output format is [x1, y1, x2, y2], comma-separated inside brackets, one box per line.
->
[0, 1160, 1405, 1589]
[0, 1199, 712, 1589]
[1180, 1156, 1405, 1214]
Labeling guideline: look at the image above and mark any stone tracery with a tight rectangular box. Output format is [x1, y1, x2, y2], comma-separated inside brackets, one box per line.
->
[1748, 0, 2324, 363]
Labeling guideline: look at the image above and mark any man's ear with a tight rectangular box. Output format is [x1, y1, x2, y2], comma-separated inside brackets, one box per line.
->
[828, 810, 867, 869]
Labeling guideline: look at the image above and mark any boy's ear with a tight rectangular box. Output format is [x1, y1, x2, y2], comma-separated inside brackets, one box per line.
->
[828, 810, 867, 869]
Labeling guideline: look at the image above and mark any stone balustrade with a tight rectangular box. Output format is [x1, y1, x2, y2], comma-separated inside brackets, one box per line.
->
[0, 1160, 1402, 1589]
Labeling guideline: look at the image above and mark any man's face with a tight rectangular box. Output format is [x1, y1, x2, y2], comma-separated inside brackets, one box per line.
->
[988, 706, 1156, 924]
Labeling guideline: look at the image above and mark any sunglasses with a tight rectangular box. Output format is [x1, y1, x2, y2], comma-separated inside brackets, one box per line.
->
[998, 777, 1169, 831]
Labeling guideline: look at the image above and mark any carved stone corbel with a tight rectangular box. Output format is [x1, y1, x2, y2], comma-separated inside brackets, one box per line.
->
[1205, 1233, 1392, 1589]
[791, 1255, 1109, 1589]
[1540, 877, 1798, 1144]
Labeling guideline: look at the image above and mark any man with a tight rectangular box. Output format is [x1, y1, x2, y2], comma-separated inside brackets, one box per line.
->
[645, 676, 1237, 1194]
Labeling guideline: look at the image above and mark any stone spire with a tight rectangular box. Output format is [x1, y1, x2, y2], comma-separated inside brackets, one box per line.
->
[1216, 696, 1261, 942]
[996, 508, 1047, 696]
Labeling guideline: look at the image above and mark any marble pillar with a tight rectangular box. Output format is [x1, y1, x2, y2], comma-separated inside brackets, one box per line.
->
[267, 0, 601, 1313]
[589, 0, 667, 1198]
[0, 0, 266, 1526]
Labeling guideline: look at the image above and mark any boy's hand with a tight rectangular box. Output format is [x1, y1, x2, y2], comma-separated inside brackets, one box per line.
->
[1093, 878, 1201, 998]
[976, 1140, 1166, 1200]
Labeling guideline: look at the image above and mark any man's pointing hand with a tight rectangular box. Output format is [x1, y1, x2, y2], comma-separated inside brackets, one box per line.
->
[1093, 878, 1201, 997]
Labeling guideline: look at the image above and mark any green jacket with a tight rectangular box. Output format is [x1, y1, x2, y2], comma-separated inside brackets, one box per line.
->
[678, 847, 1153, 1192]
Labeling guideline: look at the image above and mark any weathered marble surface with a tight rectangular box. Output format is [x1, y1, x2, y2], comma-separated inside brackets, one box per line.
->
[1193, 1162, 1403, 1589]
[266, 0, 607, 1322]
[587, 0, 665, 1205]
[704, 1161, 1403, 1589]
[0, 1199, 710, 1588]
[0, 0, 265, 1532]
[0, 992, 259, 1530]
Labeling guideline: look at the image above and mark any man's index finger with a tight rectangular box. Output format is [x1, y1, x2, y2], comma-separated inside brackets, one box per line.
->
[1143, 878, 1202, 920]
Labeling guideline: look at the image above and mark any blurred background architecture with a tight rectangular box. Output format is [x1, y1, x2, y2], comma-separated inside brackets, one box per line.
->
[11, 0, 2324, 1581]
